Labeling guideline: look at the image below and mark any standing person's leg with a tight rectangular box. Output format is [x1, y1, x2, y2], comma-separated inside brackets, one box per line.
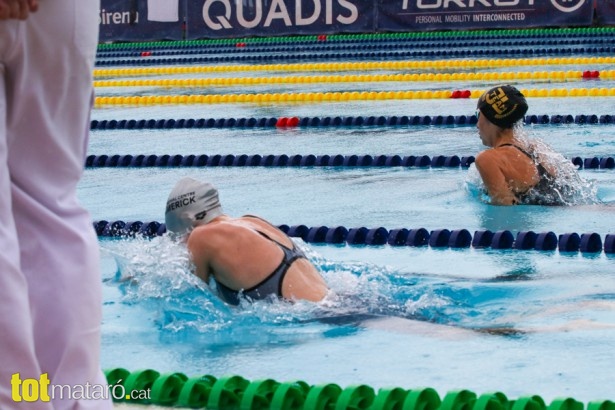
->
[4, 0, 112, 409]
[0, 20, 54, 410]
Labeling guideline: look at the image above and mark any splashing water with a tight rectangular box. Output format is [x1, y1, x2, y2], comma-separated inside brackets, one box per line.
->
[515, 124, 599, 205]
[102, 235, 234, 332]
[100, 236, 490, 344]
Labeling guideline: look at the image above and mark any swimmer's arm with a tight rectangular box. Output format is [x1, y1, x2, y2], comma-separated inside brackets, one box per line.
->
[186, 232, 211, 283]
[189, 255, 210, 283]
[475, 152, 518, 206]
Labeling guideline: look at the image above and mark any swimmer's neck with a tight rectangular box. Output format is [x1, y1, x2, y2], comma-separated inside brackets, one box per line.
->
[208, 215, 231, 224]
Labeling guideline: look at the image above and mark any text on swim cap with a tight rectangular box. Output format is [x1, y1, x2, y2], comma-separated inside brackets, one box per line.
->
[484, 87, 509, 115]
[165, 192, 196, 213]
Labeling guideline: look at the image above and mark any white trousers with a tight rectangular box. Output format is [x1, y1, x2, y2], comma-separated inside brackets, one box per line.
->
[0, 1, 112, 409]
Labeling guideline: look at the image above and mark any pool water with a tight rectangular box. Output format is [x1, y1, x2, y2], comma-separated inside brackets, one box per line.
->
[88, 42, 615, 402]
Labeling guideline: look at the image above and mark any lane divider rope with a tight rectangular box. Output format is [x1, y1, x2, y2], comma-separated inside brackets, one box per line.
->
[84, 154, 615, 170]
[94, 221, 615, 254]
[97, 26, 615, 49]
[93, 57, 615, 77]
[89, 114, 615, 130]
[102, 367, 615, 408]
[93, 88, 615, 106]
[95, 38, 615, 59]
[94, 46, 614, 67]
[92, 70, 610, 88]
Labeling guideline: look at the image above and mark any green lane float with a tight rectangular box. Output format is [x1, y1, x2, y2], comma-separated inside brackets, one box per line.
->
[102, 369, 615, 410]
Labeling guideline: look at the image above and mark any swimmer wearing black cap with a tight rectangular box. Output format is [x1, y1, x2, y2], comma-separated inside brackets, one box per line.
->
[165, 177, 329, 305]
[474, 85, 559, 206]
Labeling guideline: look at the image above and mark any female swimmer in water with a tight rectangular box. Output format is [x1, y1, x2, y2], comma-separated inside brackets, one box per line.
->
[164, 177, 329, 305]
[474, 84, 576, 206]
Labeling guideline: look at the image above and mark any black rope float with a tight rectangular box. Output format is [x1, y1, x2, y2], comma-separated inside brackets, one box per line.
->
[94, 220, 614, 254]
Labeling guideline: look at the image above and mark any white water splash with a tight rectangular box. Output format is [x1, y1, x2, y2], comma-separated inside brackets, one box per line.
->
[514, 124, 598, 205]
[101, 236, 462, 334]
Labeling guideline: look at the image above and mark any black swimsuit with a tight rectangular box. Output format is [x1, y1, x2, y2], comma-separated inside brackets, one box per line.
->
[215, 224, 308, 305]
[499, 144, 556, 205]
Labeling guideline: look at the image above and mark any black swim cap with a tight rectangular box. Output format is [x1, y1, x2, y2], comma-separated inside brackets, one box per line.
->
[477, 85, 528, 129]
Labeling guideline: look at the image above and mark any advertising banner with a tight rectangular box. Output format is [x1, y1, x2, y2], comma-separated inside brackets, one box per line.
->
[378, 0, 594, 32]
[596, 0, 615, 24]
[99, 0, 185, 43]
[185, 0, 375, 40]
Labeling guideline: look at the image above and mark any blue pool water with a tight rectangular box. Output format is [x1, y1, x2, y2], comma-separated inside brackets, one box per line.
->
[87, 48, 615, 402]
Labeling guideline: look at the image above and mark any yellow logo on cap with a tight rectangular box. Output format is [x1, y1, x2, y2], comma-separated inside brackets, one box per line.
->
[484, 87, 510, 116]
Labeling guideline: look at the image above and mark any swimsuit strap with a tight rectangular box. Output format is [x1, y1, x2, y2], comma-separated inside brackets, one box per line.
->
[254, 229, 295, 252]
[218, 234, 304, 304]
[498, 143, 549, 177]
[242, 214, 298, 251]
[242, 245, 298, 293]
[219, 247, 296, 296]
[497, 143, 534, 160]
[497, 144, 556, 205]
[215, 216, 306, 305]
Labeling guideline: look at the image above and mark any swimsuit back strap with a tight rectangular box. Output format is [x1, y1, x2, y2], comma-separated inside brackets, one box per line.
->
[242, 214, 296, 251]
[242, 246, 297, 294]
[498, 143, 534, 160]
[254, 229, 295, 251]
[499, 143, 549, 177]
[500, 144, 551, 179]
[215, 216, 306, 304]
